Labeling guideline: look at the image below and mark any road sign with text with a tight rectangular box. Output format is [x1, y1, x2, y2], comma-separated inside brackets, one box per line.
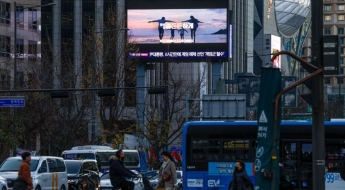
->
[0, 99, 25, 107]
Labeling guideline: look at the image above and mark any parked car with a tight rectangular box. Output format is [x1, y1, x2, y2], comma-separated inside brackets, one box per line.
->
[0, 175, 8, 190]
[149, 170, 183, 190]
[0, 156, 68, 190]
[65, 159, 100, 190]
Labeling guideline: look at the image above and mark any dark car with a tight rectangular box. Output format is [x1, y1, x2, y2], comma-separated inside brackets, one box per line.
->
[65, 160, 100, 190]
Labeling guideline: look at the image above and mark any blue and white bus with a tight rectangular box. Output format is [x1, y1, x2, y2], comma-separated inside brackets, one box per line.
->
[182, 121, 345, 190]
[61, 145, 141, 173]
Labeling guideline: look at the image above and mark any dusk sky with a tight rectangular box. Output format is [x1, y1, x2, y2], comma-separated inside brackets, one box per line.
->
[128, 9, 227, 36]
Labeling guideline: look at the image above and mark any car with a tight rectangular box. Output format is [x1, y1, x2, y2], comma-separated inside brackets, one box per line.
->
[0, 175, 8, 190]
[0, 156, 68, 190]
[64, 159, 100, 190]
[149, 170, 183, 190]
[99, 171, 148, 190]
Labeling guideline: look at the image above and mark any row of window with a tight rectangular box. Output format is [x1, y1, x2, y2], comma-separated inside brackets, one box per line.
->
[324, 5, 345, 11]
[0, 35, 37, 59]
[325, 14, 345, 21]
[0, 69, 36, 90]
[0, 1, 38, 30]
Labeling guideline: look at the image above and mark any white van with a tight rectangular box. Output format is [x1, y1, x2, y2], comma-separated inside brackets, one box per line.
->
[0, 156, 68, 190]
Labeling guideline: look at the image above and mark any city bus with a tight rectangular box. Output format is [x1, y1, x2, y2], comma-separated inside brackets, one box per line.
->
[182, 121, 345, 190]
[61, 145, 141, 173]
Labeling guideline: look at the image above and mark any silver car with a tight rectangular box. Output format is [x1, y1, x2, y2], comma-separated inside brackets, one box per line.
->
[99, 171, 146, 190]
[0, 176, 8, 190]
[150, 171, 183, 190]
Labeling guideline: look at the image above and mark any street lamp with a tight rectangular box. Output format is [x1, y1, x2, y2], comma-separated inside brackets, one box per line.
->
[91, 27, 129, 144]
[12, 2, 55, 155]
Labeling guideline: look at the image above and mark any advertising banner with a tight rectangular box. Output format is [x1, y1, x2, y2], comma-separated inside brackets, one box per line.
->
[255, 67, 282, 190]
[128, 9, 227, 44]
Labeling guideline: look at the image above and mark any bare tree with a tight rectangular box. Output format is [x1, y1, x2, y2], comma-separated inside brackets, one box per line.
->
[136, 62, 204, 169]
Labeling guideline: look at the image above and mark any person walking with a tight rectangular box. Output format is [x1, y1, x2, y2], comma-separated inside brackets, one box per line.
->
[148, 17, 174, 40]
[109, 149, 137, 190]
[155, 151, 178, 190]
[229, 160, 252, 190]
[13, 152, 33, 190]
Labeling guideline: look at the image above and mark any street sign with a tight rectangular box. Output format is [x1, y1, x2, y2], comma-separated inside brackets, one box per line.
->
[0, 99, 25, 107]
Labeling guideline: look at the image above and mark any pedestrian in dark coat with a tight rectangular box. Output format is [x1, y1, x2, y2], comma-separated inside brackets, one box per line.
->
[229, 160, 252, 190]
[109, 149, 137, 190]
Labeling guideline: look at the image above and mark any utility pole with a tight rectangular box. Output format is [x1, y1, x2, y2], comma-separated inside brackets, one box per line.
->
[311, 1, 325, 189]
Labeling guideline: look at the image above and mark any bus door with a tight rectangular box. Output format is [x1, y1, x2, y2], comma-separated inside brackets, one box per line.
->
[282, 141, 313, 190]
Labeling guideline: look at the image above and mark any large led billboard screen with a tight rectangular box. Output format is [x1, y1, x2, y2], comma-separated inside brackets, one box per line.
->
[128, 9, 227, 44]
[126, 0, 229, 61]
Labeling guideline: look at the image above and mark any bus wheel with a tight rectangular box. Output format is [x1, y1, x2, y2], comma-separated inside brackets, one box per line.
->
[35, 186, 41, 190]
[60, 185, 66, 190]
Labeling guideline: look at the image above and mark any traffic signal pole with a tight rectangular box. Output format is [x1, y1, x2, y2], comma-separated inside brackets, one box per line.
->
[311, 1, 325, 189]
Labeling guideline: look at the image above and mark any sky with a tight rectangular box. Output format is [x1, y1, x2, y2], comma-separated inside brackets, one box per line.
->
[128, 9, 227, 36]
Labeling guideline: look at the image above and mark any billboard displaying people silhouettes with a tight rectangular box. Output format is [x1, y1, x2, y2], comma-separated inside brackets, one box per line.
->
[128, 9, 227, 44]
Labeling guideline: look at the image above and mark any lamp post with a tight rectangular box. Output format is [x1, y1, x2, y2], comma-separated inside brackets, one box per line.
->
[91, 28, 129, 144]
[12, 2, 55, 155]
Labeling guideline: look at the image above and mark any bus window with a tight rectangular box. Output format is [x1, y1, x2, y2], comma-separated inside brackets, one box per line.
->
[223, 140, 250, 161]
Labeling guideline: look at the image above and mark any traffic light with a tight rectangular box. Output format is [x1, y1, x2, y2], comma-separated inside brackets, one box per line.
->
[50, 91, 69, 98]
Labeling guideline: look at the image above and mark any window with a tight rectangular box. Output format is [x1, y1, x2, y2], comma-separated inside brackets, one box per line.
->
[339, 28, 344, 34]
[28, 8, 37, 30]
[325, 15, 332, 21]
[28, 40, 37, 61]
[341, 38, 345, 44]
[0, 35, 10, 57]
[325, 5, 331, 11]
[16, 38, 24, 59]
[338, 15, 345, 21]
[40, 160, 47, 172]
[325, 28, 331, 35]
[341, 48, 344, 54]
[0, 69, 10, 90]
[339, 5, 345, 11]
[341, 68, 344, 74]
[47, 158, 58, 172]
[17, 71, 24, 88]
[16, 5, 24, 29]
[324, 78, 331, 84]
[0, 2, 10, 24]
[56, 159, 66, 172]
[341, 58, 344, 65]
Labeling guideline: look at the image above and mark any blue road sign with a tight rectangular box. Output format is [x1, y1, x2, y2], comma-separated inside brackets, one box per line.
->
[0, 99, 25, 107]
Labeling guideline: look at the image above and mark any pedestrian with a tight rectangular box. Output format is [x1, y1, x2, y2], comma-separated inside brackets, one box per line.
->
[109, 149, 137, 190]
[13, 152, 33, 190]
[155, 151, 178, 190]
[229, 160, 252, 190]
